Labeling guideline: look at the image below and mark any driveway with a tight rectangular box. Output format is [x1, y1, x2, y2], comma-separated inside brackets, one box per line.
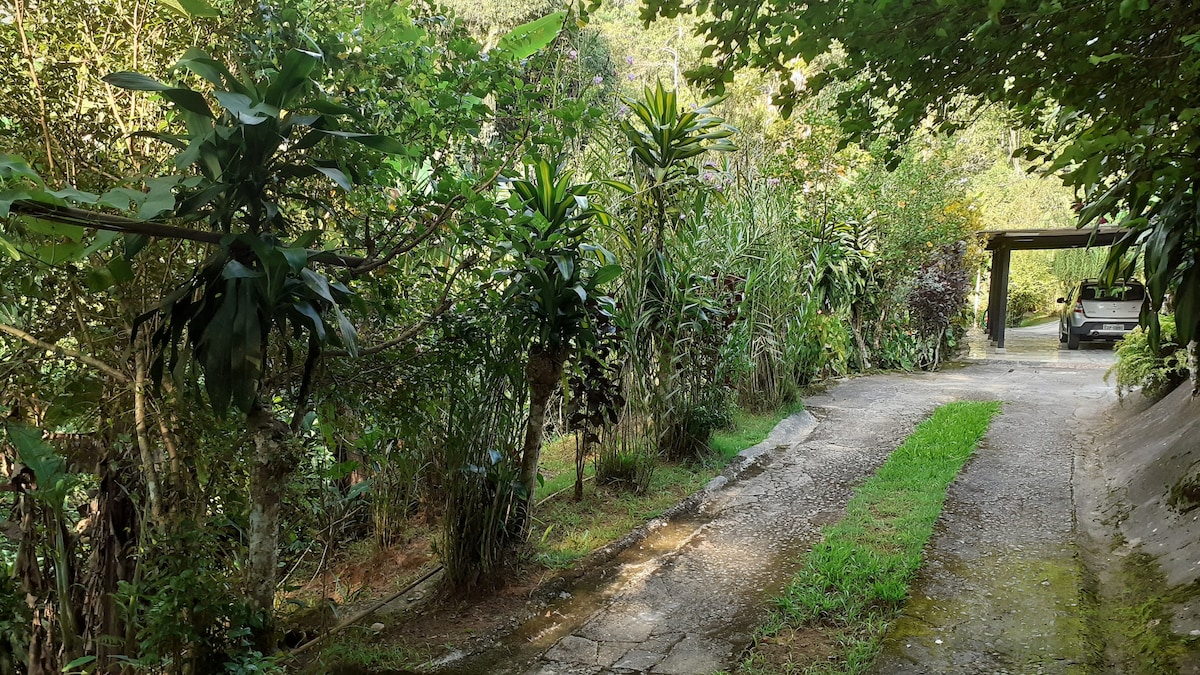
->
[436, 332, 1119, 674]
[965, 320, 1117, 369]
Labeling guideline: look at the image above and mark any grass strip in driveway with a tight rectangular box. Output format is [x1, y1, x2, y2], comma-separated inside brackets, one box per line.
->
[745, 400, 1000, 674]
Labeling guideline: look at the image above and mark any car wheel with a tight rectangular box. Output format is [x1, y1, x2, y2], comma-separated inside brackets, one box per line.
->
[1067, 332, 1080, 350]
[1059, 329, 1067, 343]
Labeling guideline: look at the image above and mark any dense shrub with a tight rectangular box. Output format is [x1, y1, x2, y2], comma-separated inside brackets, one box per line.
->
[907, 242, 972, 368]
[1007, 284, 1048, 326]
[1107, 316, 1190, 401]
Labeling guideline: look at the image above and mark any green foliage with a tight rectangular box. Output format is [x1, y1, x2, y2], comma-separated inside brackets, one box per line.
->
[497, 11, 568, 59]
[115, 524, 270, 672]
[440, 0, 563, 35]
[0, 569, 29, 674]
[620, 82, 736, 187]
[361, 434, 424, 549]
[496, 158, 620, 353]
[0, 0, 241, 184]
[619, 81, 736, 244]
[1004, 252, 1060, 324]
[2, 45, 376, 415]
[1107, 316, 1190, 402]
[607, 82, 739, 463]
[753, 401, 1000, 672]
[436, 314, 527, 591]
[596, 445, 657, 494]
[315, 629, 423, 673]
[643, 0, 1200, 356]
[1052, 248, 1109, 297]
[3, 423, 87, 662]
[566, 307, 625, 499]
[108, 48, 374, 414]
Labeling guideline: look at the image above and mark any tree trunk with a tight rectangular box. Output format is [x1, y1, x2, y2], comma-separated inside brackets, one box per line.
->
[80, 450, 138, 672]
[574, 432, 587, 502]
[16, 489, 56, 675]
[518, 346, 567, 535]
[246, 402, 294, 648]
[850, 306, 872, 371]
[133, 352, 163, 524]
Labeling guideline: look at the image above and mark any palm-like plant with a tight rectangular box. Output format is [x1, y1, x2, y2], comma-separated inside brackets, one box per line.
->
[803, 219, 876, 368]
[495, 159, 620, 532]
[0, 46, 392, 647]
[619, 82, 736, 245]
[102, 48, 400, 625]
[611, 84, 738, 461]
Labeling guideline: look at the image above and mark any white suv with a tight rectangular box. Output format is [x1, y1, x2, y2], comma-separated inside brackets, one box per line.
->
[1057, 279, 1145, 350]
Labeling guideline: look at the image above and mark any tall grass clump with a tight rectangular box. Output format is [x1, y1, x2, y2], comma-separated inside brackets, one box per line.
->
[365, 434, 425, 549]
[701, 185, 876, 409]
[749, 400, 1000, 673]
[703, 181, 813, 410]
[436, 315, 527, 593]
[605, 82, 738, 463]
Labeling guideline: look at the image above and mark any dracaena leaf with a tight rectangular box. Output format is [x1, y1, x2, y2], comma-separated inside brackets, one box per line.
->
[102, 71, 173, 91]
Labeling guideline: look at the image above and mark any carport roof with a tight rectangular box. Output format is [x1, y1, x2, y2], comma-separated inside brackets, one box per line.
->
[981, 226, 1128, 251]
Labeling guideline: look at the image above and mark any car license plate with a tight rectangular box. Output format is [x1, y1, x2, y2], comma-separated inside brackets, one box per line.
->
[1102, 323, 1124, 331]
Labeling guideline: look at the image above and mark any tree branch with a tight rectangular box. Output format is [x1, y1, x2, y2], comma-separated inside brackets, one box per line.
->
[348, 133, 525, 277]
[328, 254, 484, 358]
[0, 321, 130, 383]
[9, 201, 366, 269]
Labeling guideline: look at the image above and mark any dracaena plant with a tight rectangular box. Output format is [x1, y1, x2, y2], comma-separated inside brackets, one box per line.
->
[619, 81, 737, 244]
[493, 158, 621, 535]
[3, 47, 392, 416]
[101, 47, 393, 417]
[97, 47, 404, 626]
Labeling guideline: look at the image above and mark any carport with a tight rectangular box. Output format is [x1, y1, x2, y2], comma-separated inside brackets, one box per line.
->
[982, 227, 1127, 351]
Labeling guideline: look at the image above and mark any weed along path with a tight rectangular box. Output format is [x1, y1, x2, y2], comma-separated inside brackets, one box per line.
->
[432, 359, 1116, 674]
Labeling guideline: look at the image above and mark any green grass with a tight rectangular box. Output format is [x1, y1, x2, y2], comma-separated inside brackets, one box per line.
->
[310, 628, 429, 673]
[535, 402, 804, 503]
[533, 435, 595, 502]
[711, 402, 806, 462]
[531, 401, 805, 568]
[1017, 313, 1059, 328]
[532, 465, 711, 568]
[747, 400, 1000, 674]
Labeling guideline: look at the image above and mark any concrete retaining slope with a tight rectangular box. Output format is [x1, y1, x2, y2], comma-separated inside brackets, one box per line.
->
[1099, 383, 1200, 588]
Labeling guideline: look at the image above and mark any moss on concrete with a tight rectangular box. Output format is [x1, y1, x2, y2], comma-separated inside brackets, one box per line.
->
[882, 544, 1088, 672]
[1089, 546, 1200, 674]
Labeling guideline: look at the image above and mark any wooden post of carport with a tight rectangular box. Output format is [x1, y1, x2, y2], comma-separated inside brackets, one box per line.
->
[980, 226, 1127, 354]
[988, 247, 1011, 351]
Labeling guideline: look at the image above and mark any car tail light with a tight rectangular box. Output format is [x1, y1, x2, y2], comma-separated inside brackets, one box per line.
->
[1073, 300, 1085, 316]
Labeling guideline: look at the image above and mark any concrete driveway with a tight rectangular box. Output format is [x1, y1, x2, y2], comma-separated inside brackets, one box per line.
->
[435, 349, 1121, 674]
[964, 320, 1117, 369]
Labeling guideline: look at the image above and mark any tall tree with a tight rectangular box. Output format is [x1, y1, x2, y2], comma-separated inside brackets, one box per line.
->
[495, 159, 620, 534]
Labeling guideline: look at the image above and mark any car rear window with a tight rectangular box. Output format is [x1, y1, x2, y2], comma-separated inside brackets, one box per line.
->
[1081, 284, 1145, 301]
